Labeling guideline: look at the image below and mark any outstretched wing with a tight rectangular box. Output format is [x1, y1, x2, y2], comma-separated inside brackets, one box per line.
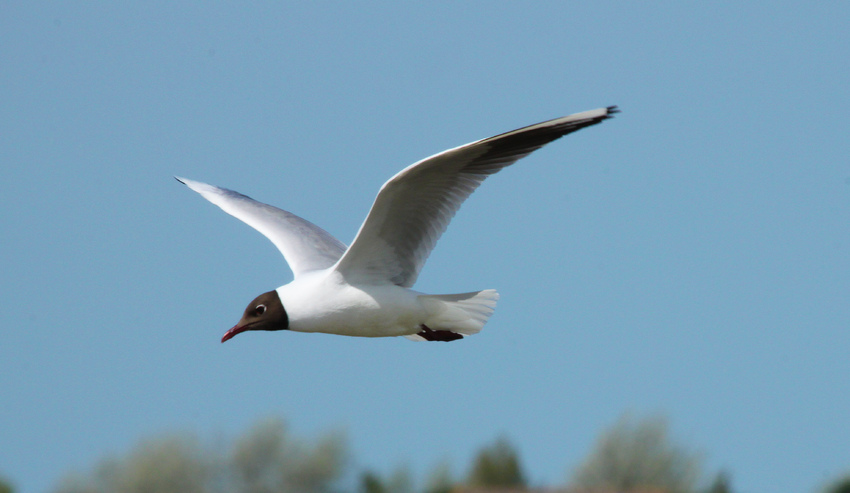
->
[334, 106, 618, 287]
[176, 177, 347, 278]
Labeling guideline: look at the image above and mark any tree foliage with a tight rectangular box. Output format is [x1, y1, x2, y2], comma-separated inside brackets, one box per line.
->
[465, 436, 526, 488]
[50, 413, 737, 493]
[568, 414, 703, 493]
[706, 471, 733, 493]
[232, 418, 345, 493]
[359, 467, 413, 493]
[0, 475, 13, 493]
[824, 475, 850, 493]
[360, 462, 452, 493]
[422, 461, 454, 493]
[52, 419, 346, 493]
[54, 434, 208, 493]
[359, 437, 527, 493]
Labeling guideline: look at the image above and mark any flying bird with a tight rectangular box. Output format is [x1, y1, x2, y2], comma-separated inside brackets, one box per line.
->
[177, 106, 617, 343]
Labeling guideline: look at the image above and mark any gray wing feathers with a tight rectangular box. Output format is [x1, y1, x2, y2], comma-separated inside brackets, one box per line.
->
[176, 178, 346, 278]
[335, 106, 617, 287]
[355, 150, 493, 286]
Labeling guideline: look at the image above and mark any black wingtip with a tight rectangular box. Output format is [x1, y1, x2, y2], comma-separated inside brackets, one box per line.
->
[174, 176, 186, 185]
[606, 105, 620, 116]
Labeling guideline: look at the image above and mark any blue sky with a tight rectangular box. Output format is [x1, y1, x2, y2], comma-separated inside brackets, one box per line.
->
[2, 2, 849, 492]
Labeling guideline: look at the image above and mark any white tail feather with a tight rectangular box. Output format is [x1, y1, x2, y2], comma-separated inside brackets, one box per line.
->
[417, 289, 499, 336]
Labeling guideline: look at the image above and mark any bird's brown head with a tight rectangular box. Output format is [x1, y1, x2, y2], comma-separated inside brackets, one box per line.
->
[221, 290, 289, 343]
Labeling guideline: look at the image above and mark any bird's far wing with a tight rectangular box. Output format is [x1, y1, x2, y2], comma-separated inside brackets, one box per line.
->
[176, 177, 347, 278]
[333, 106, 618, 287]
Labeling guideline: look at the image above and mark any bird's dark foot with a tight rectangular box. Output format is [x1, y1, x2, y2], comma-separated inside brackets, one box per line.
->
[415, 325, 464, 342]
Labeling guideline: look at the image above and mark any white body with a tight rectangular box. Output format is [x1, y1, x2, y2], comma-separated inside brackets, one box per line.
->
[278, 270, 426, 337]
[278, 269, 498, 338]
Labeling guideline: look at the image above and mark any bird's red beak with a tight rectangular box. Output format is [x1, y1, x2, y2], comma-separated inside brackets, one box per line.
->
[221, 324, 248, 343]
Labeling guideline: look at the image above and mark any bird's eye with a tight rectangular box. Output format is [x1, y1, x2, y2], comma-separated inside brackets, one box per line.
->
[255, 304, 266, 315]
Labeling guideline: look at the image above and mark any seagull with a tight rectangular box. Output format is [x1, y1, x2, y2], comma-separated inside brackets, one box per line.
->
[177, 106, 617, 343]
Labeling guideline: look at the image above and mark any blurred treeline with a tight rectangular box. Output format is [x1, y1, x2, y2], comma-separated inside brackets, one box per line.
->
[2, 414, 850, 493]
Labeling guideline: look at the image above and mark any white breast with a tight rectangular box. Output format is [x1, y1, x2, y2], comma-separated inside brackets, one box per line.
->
[276, 271, 427, 337]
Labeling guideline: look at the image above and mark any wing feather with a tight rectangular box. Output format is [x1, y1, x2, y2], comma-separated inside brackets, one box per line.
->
[334, 106, 617, 286]
[176, 178, 346, 278]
